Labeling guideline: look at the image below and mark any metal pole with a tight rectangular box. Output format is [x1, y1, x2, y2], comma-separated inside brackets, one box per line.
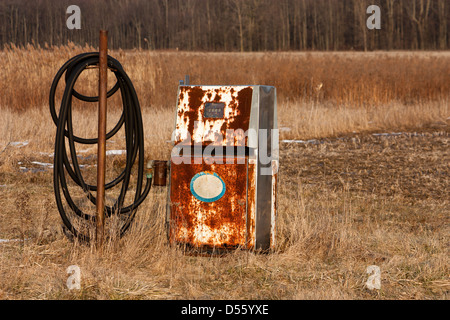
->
[96, 30, 108, 248]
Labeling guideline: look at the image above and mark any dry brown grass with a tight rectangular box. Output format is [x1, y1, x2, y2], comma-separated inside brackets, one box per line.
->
[0, 46, 449, 300]
[1, 122, 448, 300]
[2, 43, 450, 110]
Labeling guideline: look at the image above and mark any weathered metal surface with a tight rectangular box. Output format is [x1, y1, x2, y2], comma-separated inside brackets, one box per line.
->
[174, 86, 253, 146]
[153, 160, 167, 186]
[253, 86, 277, 251]
[168, 85, 277, 253]
[169, 156, 248, 249]
[96, 30, 108, 248]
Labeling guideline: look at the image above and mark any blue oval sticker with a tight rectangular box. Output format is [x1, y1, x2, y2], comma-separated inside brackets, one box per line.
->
[190, 172, 226, 203]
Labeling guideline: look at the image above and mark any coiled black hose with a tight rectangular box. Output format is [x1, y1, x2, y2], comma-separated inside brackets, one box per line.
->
[49, 52, 151, 243]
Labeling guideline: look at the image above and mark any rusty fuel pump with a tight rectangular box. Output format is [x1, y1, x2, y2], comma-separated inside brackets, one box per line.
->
[166, 84, 278, 253]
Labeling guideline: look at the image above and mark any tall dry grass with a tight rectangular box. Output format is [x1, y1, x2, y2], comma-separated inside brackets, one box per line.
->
[1, 43, 448, 150]
[1, 126, 448, 299]
[279, 99, 449, 140]
[1, 43, 450, 111]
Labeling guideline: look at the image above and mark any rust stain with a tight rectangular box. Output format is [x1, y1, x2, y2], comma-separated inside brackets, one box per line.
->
[246, 160, 257, 249]
[169, 156, 248, 250]
[175, 86, 253, 146]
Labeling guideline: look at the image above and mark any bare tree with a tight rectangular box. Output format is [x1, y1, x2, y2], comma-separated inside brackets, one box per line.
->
[406, 0, 432, 49]
[436, 0, 447, 49]
[231, 0, 245, 52]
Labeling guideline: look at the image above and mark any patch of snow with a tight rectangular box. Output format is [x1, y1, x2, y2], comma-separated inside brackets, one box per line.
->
[10, 141, 29, 148]
[39, 152, 54, 157]
[106, 150, 126, 156]
[372, 132, 403, 137]
[77, 149, 93, 154]
[281, 139, 320, 145]
[0, 238, 29, 244]
[31, 161, 53, 168]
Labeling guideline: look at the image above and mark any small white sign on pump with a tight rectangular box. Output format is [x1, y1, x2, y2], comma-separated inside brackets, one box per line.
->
[190, 172, 226, 203]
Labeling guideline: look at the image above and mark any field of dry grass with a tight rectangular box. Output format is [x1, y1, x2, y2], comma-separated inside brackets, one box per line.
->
[2, 42, 450, 110]
[0, 45, 449, 300]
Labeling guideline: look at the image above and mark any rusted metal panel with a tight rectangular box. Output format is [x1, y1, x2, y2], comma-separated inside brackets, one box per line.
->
[168, 85, 277, 253]
[174, 86, 253, 146]
[169, 156, 248, 250]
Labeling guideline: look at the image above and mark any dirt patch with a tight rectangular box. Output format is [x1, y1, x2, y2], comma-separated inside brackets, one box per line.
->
[281, 128, 449, 201]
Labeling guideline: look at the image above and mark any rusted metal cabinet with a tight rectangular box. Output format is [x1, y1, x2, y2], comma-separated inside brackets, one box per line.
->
[167, 85, 278, 252]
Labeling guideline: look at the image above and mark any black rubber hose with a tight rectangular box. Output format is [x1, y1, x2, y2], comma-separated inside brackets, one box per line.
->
[49, 52, 151, 243]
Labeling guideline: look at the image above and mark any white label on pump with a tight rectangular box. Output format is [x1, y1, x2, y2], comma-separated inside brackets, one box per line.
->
[190, 172, 226, 203]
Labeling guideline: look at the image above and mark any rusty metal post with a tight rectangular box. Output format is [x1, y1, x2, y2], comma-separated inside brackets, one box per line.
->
[96, 30, 108, 248]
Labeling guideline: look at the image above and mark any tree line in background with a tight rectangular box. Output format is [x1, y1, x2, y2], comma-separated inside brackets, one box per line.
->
[1, 0, 449, 51]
